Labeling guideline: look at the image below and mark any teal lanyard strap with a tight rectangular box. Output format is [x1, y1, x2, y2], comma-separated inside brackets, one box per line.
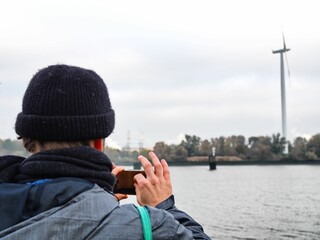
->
[136, 206, 152, 240]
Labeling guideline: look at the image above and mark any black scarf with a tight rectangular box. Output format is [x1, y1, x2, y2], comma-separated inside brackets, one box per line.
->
[0, 146, 116, 192]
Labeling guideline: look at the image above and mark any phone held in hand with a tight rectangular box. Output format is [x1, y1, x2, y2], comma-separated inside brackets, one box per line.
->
[114, 170, 146, 195]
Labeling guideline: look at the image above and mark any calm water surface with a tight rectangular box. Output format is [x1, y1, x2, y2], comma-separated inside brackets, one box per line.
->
[122, 165, 320, 239]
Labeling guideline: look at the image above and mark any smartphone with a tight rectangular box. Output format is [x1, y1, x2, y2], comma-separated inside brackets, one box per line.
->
[114, 170, 146, 195]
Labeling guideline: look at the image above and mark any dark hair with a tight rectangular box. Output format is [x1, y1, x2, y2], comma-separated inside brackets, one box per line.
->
[22, 138, 91, 153]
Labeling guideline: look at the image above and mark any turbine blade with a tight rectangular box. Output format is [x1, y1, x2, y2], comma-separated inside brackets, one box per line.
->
[282, 33, 287, 50]
[285, 52, 291, 86]
[285, 51, 290, 76]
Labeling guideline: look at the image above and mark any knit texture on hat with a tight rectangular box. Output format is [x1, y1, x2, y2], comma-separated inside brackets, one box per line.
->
[15, 64, 115, 141]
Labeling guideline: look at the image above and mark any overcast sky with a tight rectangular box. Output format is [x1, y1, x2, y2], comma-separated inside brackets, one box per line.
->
[0, 0, 319, 149]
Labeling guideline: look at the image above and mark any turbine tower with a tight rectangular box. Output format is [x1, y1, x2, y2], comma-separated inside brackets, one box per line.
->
[272, 34, 290, 154]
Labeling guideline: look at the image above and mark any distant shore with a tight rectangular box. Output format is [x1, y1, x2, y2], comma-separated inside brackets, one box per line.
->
[215, 159, 320, 166]
[116, 159, 320, 167]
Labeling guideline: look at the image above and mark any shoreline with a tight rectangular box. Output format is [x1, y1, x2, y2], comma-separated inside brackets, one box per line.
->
[115, 159, 320, 167]
[214, 160, 320, 166]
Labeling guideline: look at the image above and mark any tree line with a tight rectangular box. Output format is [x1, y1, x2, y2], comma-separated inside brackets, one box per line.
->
[108, 133, 320, 162]
[1, 133, 320, 162]
[150, 133, 320, 162]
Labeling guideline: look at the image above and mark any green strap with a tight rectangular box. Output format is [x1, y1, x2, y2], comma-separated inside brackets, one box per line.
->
[136, 206, 152, 240]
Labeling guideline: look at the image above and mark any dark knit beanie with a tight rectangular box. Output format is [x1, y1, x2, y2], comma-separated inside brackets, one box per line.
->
[15, 64, 115, 141]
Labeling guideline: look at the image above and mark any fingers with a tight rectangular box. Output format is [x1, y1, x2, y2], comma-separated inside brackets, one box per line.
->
[111, 165, 124, 176]
[149, 152, 163, 178]
[134, 153, 173, 206]
[138, 152, 163, 183]
[138, 152, 169, 179]
[133, 173, 148, 188]
[134, 173, 149, 202]
[138, 155, 153, 176]
[161, 159, 171, 181]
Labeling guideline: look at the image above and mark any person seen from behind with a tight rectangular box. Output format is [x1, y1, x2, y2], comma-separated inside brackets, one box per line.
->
[0, 64, 211, 239]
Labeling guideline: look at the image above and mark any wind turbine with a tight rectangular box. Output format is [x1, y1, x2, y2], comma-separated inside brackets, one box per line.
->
[272, 34, 290, 154]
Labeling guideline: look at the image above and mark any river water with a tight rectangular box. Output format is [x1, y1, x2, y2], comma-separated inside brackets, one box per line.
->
[122, 165, 320, 239]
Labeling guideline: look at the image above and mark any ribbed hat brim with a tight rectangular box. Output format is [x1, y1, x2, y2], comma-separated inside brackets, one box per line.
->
[15, 110, 115, 141]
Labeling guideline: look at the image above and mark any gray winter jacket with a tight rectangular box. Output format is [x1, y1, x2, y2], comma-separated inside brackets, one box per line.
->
[0, 178, 210, 239]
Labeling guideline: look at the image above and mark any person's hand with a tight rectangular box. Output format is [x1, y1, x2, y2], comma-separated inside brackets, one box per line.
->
[134, 152, 173, 206]
[112, 163, 128, 201]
